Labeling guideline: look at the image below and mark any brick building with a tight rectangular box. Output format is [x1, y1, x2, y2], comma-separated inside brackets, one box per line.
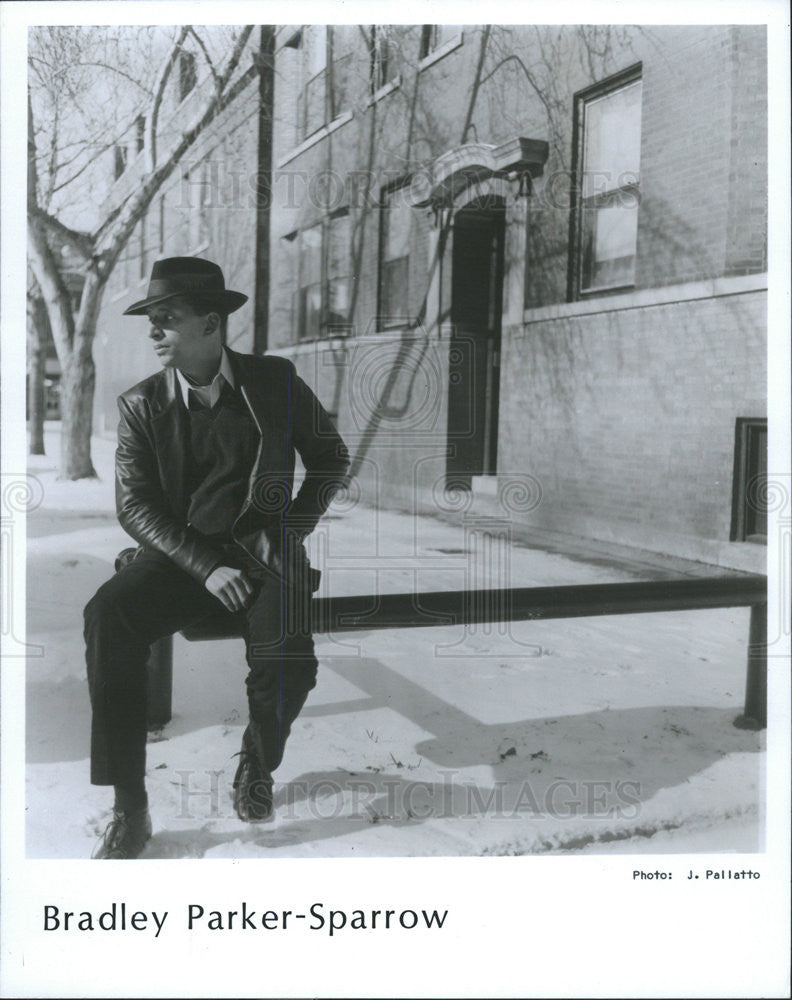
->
[94, 24, 767, 570]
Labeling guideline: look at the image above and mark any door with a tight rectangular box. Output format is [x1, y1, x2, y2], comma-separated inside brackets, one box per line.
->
[446, 199, 505, 486]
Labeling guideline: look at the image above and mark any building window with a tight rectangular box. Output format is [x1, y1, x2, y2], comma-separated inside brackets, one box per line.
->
[326, 210, 352, 330]
[282, 27, 301, 50]
[179, 50, 197, 102]
[731, 418, 768, 543]
[113, 144, 127, 180]
[120, 241, 133, 289]
[288, 213, 353, 341]
[298, 25, 327, 140]
[328, 26, 354, 120]
[290, 26, 353, 144]
[137, 214, 148, 280]
[158, 194, 166, 253]
[419, 24, 462, 59]
[185, 160, 212, 250]
[295, 224, 323, 340]
[378, 184, 411, 328]
[370, 26, 398, 93]
[573, 69, 642, 295]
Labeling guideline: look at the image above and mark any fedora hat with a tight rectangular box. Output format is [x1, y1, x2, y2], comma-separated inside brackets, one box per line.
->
[123, 257, 248, 316]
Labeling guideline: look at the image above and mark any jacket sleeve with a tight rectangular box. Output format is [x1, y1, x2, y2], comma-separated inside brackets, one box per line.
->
[115, 394, 223, 583]
[284, 368, 350, 539]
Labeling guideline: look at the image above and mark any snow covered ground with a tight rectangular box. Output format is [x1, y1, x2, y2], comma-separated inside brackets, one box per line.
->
[26, 425, 764, 859]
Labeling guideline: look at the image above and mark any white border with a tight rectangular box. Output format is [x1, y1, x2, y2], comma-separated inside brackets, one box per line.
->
[3, 3, 790, 998]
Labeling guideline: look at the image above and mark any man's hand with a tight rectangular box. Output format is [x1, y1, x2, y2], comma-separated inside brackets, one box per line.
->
[204, 565, 254, 612]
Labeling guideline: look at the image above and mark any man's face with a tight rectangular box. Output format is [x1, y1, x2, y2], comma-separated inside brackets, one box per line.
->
[145, 297, 213, 370]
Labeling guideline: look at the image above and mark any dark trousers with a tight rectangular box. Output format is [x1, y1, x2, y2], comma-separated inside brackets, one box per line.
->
[84, 547, 317, 786]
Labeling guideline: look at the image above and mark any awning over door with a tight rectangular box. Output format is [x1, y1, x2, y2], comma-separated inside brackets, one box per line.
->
[409, 137, 549, 209]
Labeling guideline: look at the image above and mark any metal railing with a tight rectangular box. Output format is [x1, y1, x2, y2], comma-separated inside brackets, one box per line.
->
[143, 573, 768, 731]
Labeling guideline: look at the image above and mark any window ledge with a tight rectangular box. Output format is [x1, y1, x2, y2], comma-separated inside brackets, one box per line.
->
[277, 110, 353, 167]
[522, 272, 768, 326]
[367, 75, 401, 106]
[418, 33, 464, 70]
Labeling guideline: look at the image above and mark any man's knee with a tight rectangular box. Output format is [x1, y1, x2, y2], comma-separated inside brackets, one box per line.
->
[84, 582, 112, 629]
[83, 576, 131, 634]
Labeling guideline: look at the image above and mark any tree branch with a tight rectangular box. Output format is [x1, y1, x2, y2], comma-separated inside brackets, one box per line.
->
[96, 53, 259, 275]
[216, 25, 255, 91]
[146, 25, 190, 172]
[92, 191, 134, 245]
[27, 97, 77, 368]
[186, 26, 220, 96]
[49, 139, 117, 195]
[29, 205, 95, 260]
[75, 60, 153, 93]
[28, 95, 92, 264]
[461, 26, 491, 144]
[476, 51, 554, 125]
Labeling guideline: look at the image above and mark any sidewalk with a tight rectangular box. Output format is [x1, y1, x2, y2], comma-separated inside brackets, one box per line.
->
[26, 424, 763, 858]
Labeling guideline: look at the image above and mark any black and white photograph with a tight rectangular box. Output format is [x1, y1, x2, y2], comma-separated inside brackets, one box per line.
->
[2, 1, 790, 997]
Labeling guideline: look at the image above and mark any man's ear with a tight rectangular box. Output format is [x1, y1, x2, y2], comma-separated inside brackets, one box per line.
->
[204, 312, 221, 335]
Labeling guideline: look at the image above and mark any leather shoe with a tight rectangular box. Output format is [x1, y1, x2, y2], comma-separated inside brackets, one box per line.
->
[92, 806, 152, 859]
[232, 732, 274, 823]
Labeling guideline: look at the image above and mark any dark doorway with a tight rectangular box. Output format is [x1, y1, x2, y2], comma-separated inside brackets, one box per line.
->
[446, 197, 506, 486]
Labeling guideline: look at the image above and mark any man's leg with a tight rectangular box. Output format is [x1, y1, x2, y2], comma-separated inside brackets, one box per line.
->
[84, 550, 223, 852]
[235, 569, 317, 820]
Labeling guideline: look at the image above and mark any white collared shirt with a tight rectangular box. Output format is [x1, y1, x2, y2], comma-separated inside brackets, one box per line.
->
[175, 348, 236, 409]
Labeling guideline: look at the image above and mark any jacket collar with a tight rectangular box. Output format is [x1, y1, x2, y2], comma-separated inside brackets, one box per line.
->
[147, 349, 272, 515]
[224, 348, 273, 432]
[174, 347, 236, 408]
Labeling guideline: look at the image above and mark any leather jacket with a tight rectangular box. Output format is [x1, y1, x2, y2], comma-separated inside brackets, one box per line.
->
[115, 348, 350, 588]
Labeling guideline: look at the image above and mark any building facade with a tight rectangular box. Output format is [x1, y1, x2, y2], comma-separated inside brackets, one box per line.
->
[95, 24, 768, 571]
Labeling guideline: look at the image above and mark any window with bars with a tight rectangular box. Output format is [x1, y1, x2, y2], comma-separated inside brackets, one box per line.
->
[378, 185, 411, 328]
[573, 69, 642, 296]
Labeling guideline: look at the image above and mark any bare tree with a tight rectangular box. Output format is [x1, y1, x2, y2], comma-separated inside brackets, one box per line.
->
[27, 25, 259, 479]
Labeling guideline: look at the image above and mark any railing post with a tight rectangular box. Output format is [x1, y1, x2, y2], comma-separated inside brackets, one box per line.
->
[146, 635, 173, 730]
[734, 602, 767, 730]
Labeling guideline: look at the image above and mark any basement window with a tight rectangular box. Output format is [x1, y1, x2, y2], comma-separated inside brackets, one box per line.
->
[730, 417, 768, 543]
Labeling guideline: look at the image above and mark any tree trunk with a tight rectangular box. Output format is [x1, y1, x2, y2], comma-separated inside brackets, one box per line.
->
[57, 268, 111, 479]
[58, 350, 97, 479]
[27, 297, 47, 455]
